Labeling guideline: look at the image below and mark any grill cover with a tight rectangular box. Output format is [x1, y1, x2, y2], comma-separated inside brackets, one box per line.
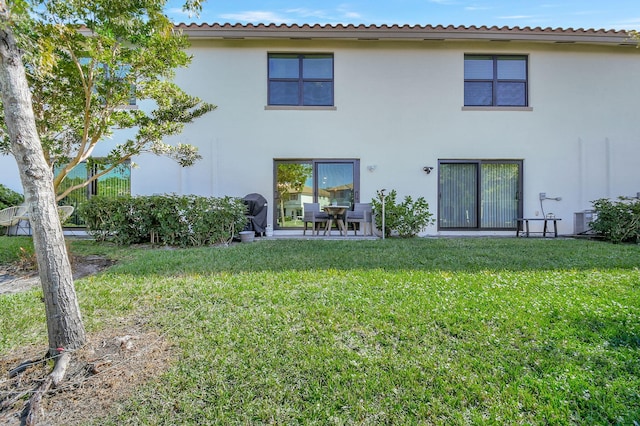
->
[242, 193, 268, 234]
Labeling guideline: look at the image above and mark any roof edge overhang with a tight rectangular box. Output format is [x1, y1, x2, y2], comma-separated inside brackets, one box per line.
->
[176, 23, 637, 46]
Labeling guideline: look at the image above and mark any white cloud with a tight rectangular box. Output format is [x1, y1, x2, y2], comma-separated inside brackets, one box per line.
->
[167, 7, 187, 15]
[285, 8, 330, 19]
[336, 3, 362, 18]
[219, 11, 292, 24]
[214, 4, 365, 25]
[343, 12, 363, 19]
[220, 7, 342, 24]
[167, 7, 190, 19]
[285, 6, 363, 23]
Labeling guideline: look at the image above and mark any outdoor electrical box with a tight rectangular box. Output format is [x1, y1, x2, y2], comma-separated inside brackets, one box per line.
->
[574, 210, 597, 235]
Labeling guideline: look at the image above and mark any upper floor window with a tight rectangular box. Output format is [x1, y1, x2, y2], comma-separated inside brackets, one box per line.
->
[268, 54, 334, 106]
[80, 58, 136, 107]
[464, 55, 528, 107]
[107, 64, 136, 106]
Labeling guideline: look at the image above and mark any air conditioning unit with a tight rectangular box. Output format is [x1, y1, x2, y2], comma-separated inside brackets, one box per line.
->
[574, 210, 597, 235]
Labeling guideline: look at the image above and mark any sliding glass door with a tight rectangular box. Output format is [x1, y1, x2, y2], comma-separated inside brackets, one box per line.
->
[317, 162, 356, 207]
[274, 159, 359, 229]
[439, 160, 522, 230]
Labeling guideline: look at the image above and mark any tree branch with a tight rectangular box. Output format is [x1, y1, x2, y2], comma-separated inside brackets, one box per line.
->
[55, 154, 133, 201]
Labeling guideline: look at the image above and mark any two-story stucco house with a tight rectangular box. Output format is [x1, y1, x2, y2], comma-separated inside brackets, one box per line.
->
[2, 23, 639, 236]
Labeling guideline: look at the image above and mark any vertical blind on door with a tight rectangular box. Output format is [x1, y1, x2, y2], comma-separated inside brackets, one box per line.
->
[440, 161, 520, 229]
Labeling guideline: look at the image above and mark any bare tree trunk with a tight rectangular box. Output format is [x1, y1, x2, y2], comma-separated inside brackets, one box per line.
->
[0, 2, 86, 357]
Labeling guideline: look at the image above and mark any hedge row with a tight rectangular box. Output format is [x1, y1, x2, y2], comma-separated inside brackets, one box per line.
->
[80, 194, 248, 246]
[591, 197, 640, 244]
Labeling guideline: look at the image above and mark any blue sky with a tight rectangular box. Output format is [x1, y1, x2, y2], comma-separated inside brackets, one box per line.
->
[166, 0, 639, 31]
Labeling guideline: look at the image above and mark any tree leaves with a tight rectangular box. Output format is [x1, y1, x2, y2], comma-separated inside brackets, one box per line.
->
[0, 0, 215, 200]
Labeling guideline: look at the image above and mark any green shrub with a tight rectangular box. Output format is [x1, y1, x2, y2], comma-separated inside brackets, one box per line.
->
[371, 189, 434, 238]
[80, 194, 247, 246]
[590, 197, 640, 244]
[0, 184, 24, 210]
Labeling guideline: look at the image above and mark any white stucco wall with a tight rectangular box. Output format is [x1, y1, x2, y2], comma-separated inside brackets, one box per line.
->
[0, 156, 22, 193]
[147, 38, 639, 235]
[4, 36, 638, 236]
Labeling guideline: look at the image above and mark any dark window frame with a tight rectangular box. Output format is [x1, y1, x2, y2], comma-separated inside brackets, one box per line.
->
[104, 64, 136, 106]
[80, 58, 137, 107]
[464, 55, 528, 107]
[273, 158, 360, 230]
[438, 159, 523, 231]
[268, 53, 334, 106]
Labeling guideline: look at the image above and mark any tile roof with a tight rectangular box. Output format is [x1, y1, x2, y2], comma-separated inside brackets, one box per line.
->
[176, 23, 636, 46]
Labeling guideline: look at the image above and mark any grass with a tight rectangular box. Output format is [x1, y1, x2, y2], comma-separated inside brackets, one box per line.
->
[0, 236, 34, 265]
[1, 237, 639, 424]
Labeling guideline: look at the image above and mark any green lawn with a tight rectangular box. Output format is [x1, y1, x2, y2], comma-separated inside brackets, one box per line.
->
[1, 237, 639, 424]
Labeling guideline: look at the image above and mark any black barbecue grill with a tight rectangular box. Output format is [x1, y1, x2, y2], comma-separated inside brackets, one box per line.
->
[242, 193, 268, 236]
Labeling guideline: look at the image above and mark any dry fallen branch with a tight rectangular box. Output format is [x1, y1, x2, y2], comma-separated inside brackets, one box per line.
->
[8, 354, 48, 378]
[0, 389, 30, 411]
[1, 329, 171, 425]
[87, 358, 113, 375]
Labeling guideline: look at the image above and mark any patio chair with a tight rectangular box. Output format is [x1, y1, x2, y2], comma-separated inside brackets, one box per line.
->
[0, 205, 28, 236]
[303, 203, 329, 236]
[346, 203, 373, 236]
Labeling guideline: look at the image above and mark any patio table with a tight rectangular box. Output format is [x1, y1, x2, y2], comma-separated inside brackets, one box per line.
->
[323, 206, 348, 236]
